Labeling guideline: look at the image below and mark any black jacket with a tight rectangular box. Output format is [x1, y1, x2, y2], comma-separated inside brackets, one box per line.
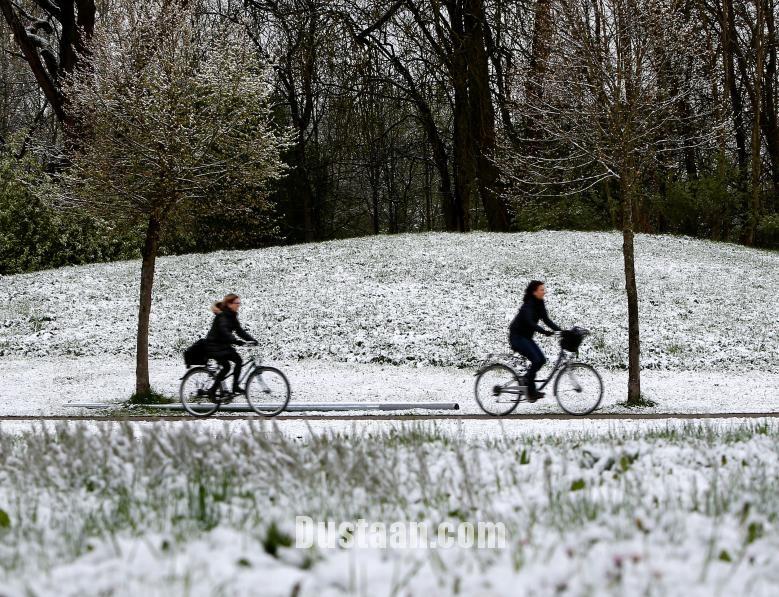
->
[509, 297, 561, 339]
[205, 309, 255, 356]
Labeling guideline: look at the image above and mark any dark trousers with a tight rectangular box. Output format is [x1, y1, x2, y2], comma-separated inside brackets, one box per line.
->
[214, 349, 242, 391]
[510, 335, 547, 395]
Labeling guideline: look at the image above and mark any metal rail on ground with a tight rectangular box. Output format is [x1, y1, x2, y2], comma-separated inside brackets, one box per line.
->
[66, 402, 461, 412]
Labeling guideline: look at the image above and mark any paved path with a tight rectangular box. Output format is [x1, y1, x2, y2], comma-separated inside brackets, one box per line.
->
[3, 357, 779, 417]
[3, 412, 779, 422]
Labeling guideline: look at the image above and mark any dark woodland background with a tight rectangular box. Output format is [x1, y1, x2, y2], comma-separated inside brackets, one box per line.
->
[1, 0, 778, 276]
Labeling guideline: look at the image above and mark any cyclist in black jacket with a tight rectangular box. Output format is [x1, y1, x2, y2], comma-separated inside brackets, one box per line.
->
[205, 293, 257, 396]
[509, 280, 562, 400]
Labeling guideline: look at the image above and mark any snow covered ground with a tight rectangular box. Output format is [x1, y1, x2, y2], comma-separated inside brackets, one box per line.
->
[3, 420, 779, 596]
[0, 232, 777, 416]
[1, 231, 776, 371]
[1, 232, 778, 595]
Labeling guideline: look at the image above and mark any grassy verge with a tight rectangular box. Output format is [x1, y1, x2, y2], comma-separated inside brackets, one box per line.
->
[1, 421, 779, 594]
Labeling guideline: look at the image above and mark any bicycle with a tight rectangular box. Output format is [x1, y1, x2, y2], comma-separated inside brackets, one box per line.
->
[179, 345, 291, 418]
[474, 327, 603, 416]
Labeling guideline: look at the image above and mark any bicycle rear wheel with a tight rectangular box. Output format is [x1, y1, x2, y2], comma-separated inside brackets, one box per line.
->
[179, 367, 221, 417]
[245, 367, 291, 417]
[553, 362, 603, 415]
[474, 364, 524, 416]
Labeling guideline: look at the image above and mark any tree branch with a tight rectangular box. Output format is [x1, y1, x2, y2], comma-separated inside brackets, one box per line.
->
[0, 0, 65, 121]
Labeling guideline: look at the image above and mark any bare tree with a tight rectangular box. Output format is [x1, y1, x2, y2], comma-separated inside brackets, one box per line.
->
[233, 0, 339, 242]
[506, 0, 714, 404]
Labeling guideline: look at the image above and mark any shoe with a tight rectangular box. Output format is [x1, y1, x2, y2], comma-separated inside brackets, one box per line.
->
[231, 386, 246, 395]
[527, 391, 545, 403]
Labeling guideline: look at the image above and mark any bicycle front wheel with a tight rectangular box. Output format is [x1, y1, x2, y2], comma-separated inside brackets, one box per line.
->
[474, 364, 524, 416]
[553, 362, 603, 415]
[245, 367, 291, 417]
[179, 367, 220, 418]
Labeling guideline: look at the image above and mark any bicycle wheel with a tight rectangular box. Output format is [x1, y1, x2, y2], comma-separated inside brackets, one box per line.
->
[474, 364, 524, 416]
[553, 362, 603, 415]
[179, 367, 221, 417]
[245, 367, 291, 417]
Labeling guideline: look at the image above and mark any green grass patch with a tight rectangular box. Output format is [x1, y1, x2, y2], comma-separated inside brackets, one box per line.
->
[617, 393, 658, 408]
[127, 389, 175, 405]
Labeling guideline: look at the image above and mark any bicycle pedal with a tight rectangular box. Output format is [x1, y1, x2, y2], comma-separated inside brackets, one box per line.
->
[214, 392, 236, 404]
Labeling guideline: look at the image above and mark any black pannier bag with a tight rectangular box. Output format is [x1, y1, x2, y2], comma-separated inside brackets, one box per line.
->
[560, 329, 584, 353]
[184, 338, 209, 367]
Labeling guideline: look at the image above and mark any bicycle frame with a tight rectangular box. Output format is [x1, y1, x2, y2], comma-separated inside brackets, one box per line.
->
[535, 350, 571, 391]
[206, 352, 262, 390]
[489, 349, 572, 398]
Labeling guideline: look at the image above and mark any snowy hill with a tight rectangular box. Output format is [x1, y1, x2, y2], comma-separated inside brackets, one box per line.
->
[1, 231, 777, 371]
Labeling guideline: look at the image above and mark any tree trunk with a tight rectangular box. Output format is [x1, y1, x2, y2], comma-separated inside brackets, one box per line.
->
[452, 88, 474, 232]
[293, 139, 317, 243]
[524, 0, 553, 142]
[424, 155, 433, 231]
[722, 0, 748, 179]
[760, 0, 779, 215]
[747, 0, 765, 245]
[135, 216, 162, 397]
[371, 184, 380, 235]
[482, 3, 520, 147]
[464, 0, 511, 231]
[621, 176, 642, 404]
[450, 1, 474, 232]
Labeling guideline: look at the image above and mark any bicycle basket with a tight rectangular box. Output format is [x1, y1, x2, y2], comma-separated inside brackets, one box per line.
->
[183, 338, 208, 367]
[560, 328, 586, 352]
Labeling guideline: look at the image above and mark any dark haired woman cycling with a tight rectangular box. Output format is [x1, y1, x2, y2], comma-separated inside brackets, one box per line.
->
[205, 293, 257, 397]
[509, 281, 561, 400]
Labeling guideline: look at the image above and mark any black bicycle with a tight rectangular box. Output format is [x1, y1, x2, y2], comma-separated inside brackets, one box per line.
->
[474, 327, 603, 416]
[179, 347, 291, 418]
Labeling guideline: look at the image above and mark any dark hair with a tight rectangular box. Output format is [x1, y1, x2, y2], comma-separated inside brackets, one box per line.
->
[212, 293, 240, 314]
[523, 280, 545, 303]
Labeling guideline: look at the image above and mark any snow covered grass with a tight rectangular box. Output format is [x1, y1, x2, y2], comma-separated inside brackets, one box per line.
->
[1, 231, 776, 371]
[3, 420, 779, 595]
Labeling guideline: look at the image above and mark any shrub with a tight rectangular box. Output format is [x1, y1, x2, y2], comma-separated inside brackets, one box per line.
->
[756, 214, 779, 249]
[0, 151, 137, 274]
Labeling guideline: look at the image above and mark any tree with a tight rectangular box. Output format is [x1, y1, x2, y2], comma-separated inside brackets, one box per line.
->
[506, 0, 712, 404]
[59, 0, 287, 397]
[238, 0, 335, 242]
[344, 0, 512, 232]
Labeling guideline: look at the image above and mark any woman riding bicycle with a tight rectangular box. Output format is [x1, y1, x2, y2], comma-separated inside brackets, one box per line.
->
[509, 280, 562, 400]
[205, 293, 257, 397]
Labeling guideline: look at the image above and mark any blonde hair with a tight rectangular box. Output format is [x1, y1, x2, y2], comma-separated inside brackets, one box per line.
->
[211, 293, 240, 314]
